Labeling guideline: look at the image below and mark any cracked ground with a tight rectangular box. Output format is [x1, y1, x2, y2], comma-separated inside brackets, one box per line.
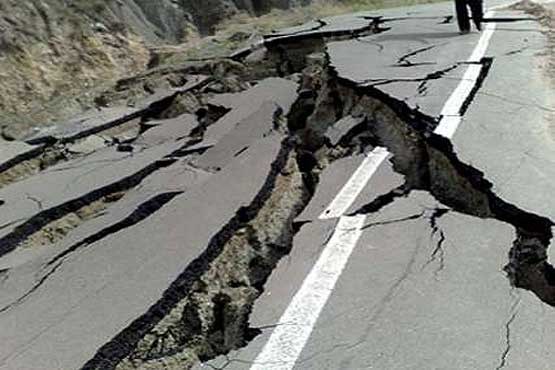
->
[1, 1, 555, 370]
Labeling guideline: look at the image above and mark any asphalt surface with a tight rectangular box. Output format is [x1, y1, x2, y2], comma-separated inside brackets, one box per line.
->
[0, 1, 554, 369]
[198, 1, 555, 370]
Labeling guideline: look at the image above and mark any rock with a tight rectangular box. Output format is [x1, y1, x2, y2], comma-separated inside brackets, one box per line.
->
[92, 22, 108, 33]
[67, 135, 107, 155]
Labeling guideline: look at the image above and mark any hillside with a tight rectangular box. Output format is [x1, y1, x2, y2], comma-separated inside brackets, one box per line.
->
[0, 0, 438, 138]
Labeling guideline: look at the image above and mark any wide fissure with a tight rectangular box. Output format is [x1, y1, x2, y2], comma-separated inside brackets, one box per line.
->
[76, 13, 555, 369]
[1, 8, 552, 370]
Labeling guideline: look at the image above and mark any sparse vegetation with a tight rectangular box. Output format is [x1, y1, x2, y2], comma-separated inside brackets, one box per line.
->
[0, 0, 445, 138]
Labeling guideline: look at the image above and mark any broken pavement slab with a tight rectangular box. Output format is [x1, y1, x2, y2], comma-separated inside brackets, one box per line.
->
[204, 77, 298, 144]
[23, 106, 138, 145]
[195, 98, 292, 172]
[0, 139, 184, 260]
[196, 4, 555, 369]
[0, 134, 289, 370]
[264, 13, 380, 42]
[0, 159, 212, 309]
[0, 139, 43, 175]
[201, 193, 555, 370]
[191, 217, 340, 370]
[265, 20, 327, 38]
[450, 9, 555, 221]
[326, 15, 482, 118]
[323, 114, 366, 147]
[24, 75, 211, 145]
[297, 150, 404, 222]
[134, 113, 199, 148]
[286, 193, 555, 370]
[67, 135, 110, 155]
[1, 1, 555, 369]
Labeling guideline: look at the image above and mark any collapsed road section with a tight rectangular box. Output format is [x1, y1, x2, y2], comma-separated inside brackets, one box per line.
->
[0, 3, 553, 370]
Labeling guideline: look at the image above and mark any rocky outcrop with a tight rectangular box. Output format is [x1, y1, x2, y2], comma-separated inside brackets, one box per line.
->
[104, 0, 195, 43]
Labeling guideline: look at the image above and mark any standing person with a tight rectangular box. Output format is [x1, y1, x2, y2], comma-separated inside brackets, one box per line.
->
[454, 0, 484, 34]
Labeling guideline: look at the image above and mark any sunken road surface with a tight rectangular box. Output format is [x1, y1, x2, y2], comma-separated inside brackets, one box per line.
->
[1, 1, 555, 369]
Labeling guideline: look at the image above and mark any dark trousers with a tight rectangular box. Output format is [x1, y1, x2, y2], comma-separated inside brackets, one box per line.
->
[455, 0, 484, 31]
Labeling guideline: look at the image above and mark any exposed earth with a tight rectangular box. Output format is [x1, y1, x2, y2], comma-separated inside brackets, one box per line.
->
[0, 1, 554, 370]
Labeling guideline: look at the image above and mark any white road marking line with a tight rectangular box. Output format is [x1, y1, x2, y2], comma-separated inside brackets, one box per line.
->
[251, 4, 506, 369]
[433, 115, 462, 139]
[249, 215, 366, 370]
[440, 63, 486, 117]
[469, 13, 497, 62]
[319, 147, 389, 220]
[436, 11, 497, 138]
[435, 0, 555, 139]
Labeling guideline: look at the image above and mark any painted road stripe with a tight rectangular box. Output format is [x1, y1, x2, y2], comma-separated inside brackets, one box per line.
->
[469, 13, 497, 62]
[319, 147, 389, 220]
[434, 115, 462, 139]
[435, 0, 555, 139]
[251, 5, 505, 370]
[249, 215, 366, 370]
[437, 11, 496, 138]
[439, 63, 486, 118]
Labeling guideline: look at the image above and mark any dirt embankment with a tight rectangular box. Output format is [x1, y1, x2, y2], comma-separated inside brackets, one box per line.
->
[0, 0, 199, 135]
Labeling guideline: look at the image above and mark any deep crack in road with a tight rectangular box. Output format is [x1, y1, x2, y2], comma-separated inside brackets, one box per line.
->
[0, 2, 554, 370]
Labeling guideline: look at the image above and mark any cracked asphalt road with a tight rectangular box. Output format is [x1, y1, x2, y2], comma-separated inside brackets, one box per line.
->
[198, 2, 555, 370]
[0, 1, 554, 369]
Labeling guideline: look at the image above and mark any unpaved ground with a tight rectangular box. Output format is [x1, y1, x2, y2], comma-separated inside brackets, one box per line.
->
[511, 0, 555, 141]
[543, 1, 555, 141]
